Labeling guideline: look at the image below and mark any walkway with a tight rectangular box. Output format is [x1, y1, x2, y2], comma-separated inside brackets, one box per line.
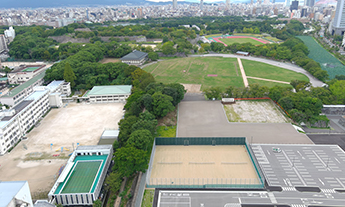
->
[246, 76, 290, 84]
[190, 54, 325, 87]
[237, 58, 248, 87]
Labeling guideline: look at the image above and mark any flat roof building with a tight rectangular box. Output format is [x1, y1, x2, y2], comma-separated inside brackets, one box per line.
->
[48, 145, 113, 206]
[87, 85, 132, 104]
[0, 181, 33, 207]
[121, 50, 148, 66]
[0, 80, 71, 155]
[7, 64, 47, 85]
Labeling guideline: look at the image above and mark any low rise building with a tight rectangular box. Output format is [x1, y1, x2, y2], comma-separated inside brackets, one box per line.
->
[48, 145, 113, 206]
[8, 64, 46, 85]
[0, 73, 71, 107]
[87, 85, 132, 103]
[0, 80, 70, 155]
[0, 181, 33, 207]
[121, 50, 148, 66]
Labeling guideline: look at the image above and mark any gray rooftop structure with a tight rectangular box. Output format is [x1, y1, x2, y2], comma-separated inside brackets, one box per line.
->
[120, 50, 148, 61]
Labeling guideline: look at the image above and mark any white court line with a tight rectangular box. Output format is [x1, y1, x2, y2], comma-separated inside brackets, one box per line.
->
[336, 178, 345, 188]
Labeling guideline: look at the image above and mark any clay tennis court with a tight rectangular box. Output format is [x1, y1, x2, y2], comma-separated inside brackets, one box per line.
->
[149, 145, 260, 185]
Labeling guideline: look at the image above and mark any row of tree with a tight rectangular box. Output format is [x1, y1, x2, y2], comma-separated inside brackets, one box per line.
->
[204, 78, 345, 124]
[105, 69, 185, 199]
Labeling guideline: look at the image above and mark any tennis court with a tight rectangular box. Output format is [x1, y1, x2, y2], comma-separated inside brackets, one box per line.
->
[22, 66, 40, 72]
[61, 161, 101, 193]
[55, 154, 108, 194]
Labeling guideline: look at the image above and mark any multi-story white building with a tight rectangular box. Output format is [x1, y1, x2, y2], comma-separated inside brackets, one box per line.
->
[8, 64, 46, 85]
[0, 34, 8, 53]
[4, 26, 15, 43]
[0, 80, 71, 155]
[0, 72, 45, 106]
[48, 145, 113, 206]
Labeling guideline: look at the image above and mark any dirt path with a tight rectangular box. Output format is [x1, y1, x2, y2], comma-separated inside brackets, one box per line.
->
[246, 76, 290, 84]
[237, 58, 248, 87]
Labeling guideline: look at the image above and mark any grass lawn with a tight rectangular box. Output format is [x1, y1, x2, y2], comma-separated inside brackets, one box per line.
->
[247, 78, 293, 88]
[220, 37, 265, 45]
[156, 126, 176, 137]
[143, 57, 244, 89]
[141, 189, 155, 207]
[242, 59, 309, 83]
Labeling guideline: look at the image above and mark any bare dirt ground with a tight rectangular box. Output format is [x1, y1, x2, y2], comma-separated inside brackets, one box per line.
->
[150, 145, 260, 185]
[0, 103, 124, 196]
[181, 84, 202, 93]
[224, 101, 288, 123]
[99, 58, 120, 64]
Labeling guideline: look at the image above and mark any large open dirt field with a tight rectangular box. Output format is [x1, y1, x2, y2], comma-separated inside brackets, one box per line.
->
[0, 103, 124, 196]
[224, 100, 289, 123]
[149, 145, 260, 186]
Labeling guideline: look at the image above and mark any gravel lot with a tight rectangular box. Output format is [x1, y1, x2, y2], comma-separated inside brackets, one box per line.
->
[224, 101, 288, 123]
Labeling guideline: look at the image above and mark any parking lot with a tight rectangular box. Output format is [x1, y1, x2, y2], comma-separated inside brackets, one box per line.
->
[177, 99, 313, 144]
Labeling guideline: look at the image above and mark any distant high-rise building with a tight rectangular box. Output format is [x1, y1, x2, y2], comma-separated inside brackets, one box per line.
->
[86, 9, 89, 20]
[226, 0, 230, 9]
[251, 0, 254, 4]
[173, 0, 177, 9]
[257, 0, 261, 4]
[137, 8, 143, 18]
[4, 26, 15, 43]
[200, 0, 203, 10]
[332, 0, 345, 35]
[285, 0, 291, 7]
[290, 0, 298, 11]
[0, 35, 8, 52]
[305, 0, 314, 7]
[272, 0, 276, 3]
[301, 8, 308, 17]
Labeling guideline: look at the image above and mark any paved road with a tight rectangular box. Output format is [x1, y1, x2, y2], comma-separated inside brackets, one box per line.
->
[190, 54, 325, 87]
[177, 97, 314, 144]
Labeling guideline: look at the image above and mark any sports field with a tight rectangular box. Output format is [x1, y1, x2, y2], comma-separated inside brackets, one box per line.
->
[61, 161, 101, 193]
[55, 154, 108, 194]
[149, 145, 260, 186]
[241, 59, 309, 83]
[144, 57, 243, 89]
[23, 66, 40, 72]
[143, 57, 309, 89]
[219, 37, 265, 45]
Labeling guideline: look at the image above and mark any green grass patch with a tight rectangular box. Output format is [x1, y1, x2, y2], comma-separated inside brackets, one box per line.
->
[144, 57, 307, 89]
[241, 59, 309, 83]
[297, 36, 345, 79]
[247, 79, 293, 88]
[141, 189, 155, 207]
[156, 126, 176, 137]
[143, 57, 244, 89]
[220, 37, 265, 45]
[205, 33, 222, 38]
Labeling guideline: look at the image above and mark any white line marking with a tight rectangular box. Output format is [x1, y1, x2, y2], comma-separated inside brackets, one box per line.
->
[336, 178, 345, 188]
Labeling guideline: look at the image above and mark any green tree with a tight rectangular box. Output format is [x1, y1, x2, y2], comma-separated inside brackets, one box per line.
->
[151, 92, 175, 118]
[127, 129, 153, 150]
[148, 52, 159, 61]
[330, 80, 345, 104]
[203, 87, 222, 100]
[93, 200, 102, 207]
[113, 145, 148, 177]
[105, 171, 122, 193]
[63, 62, 76, 88]
[162, 42, 176, 55]
[118, 116, 138, 145]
